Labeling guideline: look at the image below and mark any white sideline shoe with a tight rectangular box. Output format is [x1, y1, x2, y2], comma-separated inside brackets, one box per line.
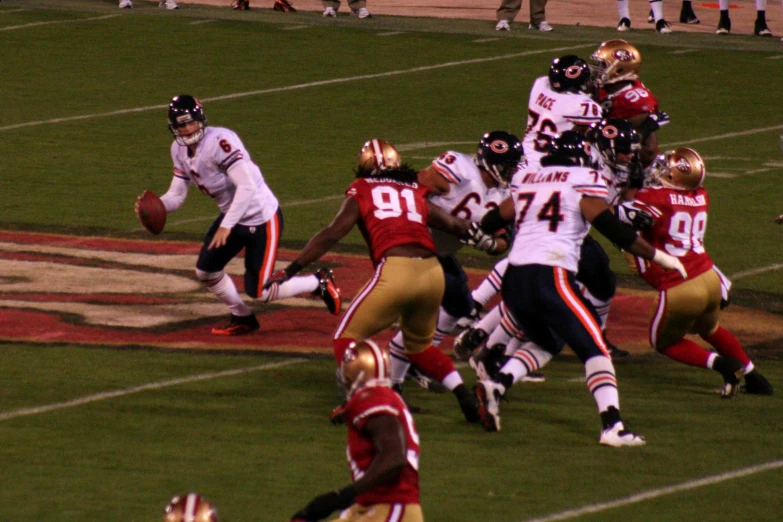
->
[353, 7, 371, 18]
[529, 20, 553, 31]
[495, 20, 511, 31]
[119, 0, 133, 8]
[600, 422, 646, 447]
[160, 0, 179, 8]
[323, 6, 336, 17]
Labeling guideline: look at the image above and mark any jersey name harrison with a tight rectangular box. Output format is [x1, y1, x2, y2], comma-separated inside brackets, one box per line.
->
[669, 193, 706, 207]
[535, 93, 557, 111]
[519, 170, 570, 184]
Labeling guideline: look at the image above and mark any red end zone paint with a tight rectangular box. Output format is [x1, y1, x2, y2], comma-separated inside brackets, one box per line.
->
[0, 231, 654, 354]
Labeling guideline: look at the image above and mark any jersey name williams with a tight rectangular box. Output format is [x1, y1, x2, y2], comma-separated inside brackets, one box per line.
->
[519, 170, 571, 184]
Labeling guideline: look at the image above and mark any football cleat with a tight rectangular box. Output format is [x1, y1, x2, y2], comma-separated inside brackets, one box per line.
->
[647, 10, 654, 23]
[453, 327, 488, 361]
[406, 366, 447, 393]
[322, 6, 336, 17]
[495, 19, 511, 31]
[715, 14, 731, 35]
[474, 380, 504, 432]
[353, 7, 371, 18]
[599, 421, 646, 447]
[211, 313, 259, 336]
[616, 18, 631, 31]
[457, 389, 481, 424]
[273, 0, 296, 12]
[679, 5, 700, 24]
[519, 371, 546, 383]
[754, 20, 772, 37]
[314, 268, 341, 315]
[656, 19, 672, 34]
[743, 370, 773, 395]
[119, 0, 133, 7]
[713, 356, 744, 398]
[159, 0, 179, 9]
[231, 0, 249, 9]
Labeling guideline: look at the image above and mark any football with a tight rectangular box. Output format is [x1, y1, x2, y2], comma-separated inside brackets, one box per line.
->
[137, 190, 167, 235]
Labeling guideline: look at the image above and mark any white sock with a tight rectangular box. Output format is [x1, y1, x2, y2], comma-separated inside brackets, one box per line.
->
[510, 341, 553, 375]
[585, 355, 619, 413]
[199, 271, 252, 316]
[433, 309, 459, 347]
[259, 274, 319, 302]
[486, 323, 512, 349]
[442, 370, 464, 391]
[475, 304, 503, 335]
[649, 0, 664, 21]
[719, 0, 729, 11]
[389, 336, 410, 385]
[471, 258, 508, 307]
[756, 0, 767, 11]
[617, 0, 630, 19]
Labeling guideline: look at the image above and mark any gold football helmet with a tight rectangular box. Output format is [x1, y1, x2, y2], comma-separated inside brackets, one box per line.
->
[341, 340, 390, 396]
[164, 493, 219, 522]
[590, 39, 642, 87]
[358, 139, 402, 175]
[650, 147, 706, 191]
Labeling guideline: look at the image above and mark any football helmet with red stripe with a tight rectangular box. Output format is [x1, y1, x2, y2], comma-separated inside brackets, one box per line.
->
[357, 139, 401, 175]
[164, 493, 219, 522]
[340, 340, 390, 397]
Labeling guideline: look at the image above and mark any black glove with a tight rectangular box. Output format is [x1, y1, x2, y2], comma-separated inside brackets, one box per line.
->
[290, 486, 356, 521]
[262, 262, 303, 291]
[462, 222, 498, 253]
[616, 205, 654, 231]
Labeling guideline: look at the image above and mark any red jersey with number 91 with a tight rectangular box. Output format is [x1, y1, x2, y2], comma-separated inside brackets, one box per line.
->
[344, 385, 420, 506]
[596, 79, 659, 119]
[347, 177, 436, 265]
[631, 185, 714, 290]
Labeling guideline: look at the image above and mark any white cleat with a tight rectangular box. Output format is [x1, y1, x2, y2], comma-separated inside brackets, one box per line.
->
[474, 380, 505, 432]
[495, 19, 511, 31]
[616, 17, 631, 31]
[322, 6, 336, 17]
[353, 7, 371, 19]
[119, 0, 133, 8]
[600, 421, 646, 447]
[159, 0, 179, 8]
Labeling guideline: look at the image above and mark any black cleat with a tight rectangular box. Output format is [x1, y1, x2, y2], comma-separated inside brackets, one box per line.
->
[211, 313, 259, 335]
[453, 327, 488, 361]
[743, 370, 773, 395]
[713, 356, 744, 398]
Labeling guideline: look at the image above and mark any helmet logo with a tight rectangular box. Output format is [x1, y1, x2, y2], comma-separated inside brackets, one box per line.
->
[565, 65, 583, 79]
[672, 155, 691, 174]
[489, 140, 510, 154]
[601, 125, 619, 139]
[613, 49, 633, 62]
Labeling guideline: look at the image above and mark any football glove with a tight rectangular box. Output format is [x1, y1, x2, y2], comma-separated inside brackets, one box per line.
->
[290, 486, 356, 522]
[652, 249, 687, 279]
[616, 205, 654, 231]
[462, 222, 498, 254]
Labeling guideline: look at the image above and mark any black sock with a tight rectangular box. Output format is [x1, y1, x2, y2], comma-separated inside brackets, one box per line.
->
[498, 372, 514, 391]
[600, 406, 622, 430]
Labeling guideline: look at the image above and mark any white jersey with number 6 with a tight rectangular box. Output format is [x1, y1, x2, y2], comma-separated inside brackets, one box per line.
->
[522, 77, 603, 170]
[507, 164, 608, 273]
[428, 150, 510, 255]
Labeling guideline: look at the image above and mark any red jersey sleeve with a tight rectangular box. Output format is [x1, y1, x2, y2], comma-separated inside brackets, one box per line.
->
[601, 80, 659, 120]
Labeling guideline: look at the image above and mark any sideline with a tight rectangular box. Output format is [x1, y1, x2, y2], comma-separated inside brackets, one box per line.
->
[0, 358, 307, 422]
[520, 459, 783, 522]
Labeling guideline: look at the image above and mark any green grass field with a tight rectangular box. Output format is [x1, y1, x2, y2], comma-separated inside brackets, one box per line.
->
[1, 2, 782, 520]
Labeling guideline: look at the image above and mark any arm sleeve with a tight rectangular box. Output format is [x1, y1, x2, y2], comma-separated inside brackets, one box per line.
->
[159, 176, 190, 213]
[221, 160, 257, 229]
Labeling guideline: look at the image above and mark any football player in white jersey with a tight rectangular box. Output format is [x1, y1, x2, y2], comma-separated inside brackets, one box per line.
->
[523, 55, 603, 170]
[386, 131, 521, 420]
[472, 131, 687, 446]
[137, 95, 341, 336]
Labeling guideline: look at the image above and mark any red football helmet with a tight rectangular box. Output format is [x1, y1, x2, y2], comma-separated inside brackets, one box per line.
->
[163, 493, 219, 522]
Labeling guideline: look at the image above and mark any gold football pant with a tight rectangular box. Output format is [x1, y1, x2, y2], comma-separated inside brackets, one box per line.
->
[330, 503, 424, 522]
[334, 256, 444, 354]
[650, 268, 722, 350]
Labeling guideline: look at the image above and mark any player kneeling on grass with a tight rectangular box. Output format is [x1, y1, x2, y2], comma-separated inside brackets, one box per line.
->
[290, 340, 424, 522]
[135, 95, 341, 336]
[619, 147, 773, 397]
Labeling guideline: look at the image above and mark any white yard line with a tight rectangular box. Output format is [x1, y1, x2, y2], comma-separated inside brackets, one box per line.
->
[662, 124, 783, 148]
[730, 263, 783, 280]
[0, 358, 306, 423]
[0, 13, 118, 31]
[0, 44, 589, 133]
[521, 459, 783, 522]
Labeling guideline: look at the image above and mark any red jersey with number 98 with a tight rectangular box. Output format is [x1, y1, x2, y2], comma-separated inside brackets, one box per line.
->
[347, 177, 436, 265]
[596, 79, 659, 119]
[630, 185, 714, 290]
[343, 384, 420, 506]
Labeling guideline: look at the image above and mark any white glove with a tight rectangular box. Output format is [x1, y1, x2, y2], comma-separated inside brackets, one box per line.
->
[652, 249, 687, 279]
[463, 223, 497, 253]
